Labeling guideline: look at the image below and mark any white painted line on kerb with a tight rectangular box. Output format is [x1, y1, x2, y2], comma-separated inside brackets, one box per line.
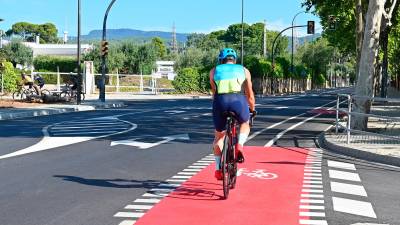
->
[183, 168, 202, 172]
[171, 175, 192, 179]
[304, 177, 323, 180]
[329, 170, 361, 182]
[188, 165, 207, 169]
[247, 100, 337, 142]
[327, 160, 356, 171]
[158, 183, 180, 188]
[305, 166, 322, 169]
[304, 173, 322, 177]
[303, 180, 323, 184]
[304, 169, 322, 173]
[332, 197, 377, 218]
[303, 184, 323, 188]
[264, 101, 336, 146]
[165, 179, 186, 183]
[330, 181, 368, 197]
[114, 212, 145, 218]
[124, 205, 153, 210]
[178, 172, 197, 175]
[299, 219, 328, 225]
[142, 193, 168, 198]
[302, 189, 323, 193]
[300, 211, 326, 217]
[300, 205, 325, 210]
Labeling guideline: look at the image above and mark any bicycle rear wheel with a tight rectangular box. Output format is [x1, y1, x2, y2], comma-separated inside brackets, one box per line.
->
[221, 134, 230, 199]
[12, 90, 24, 100]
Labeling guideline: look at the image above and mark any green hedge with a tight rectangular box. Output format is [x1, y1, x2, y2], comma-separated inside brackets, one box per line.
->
[172, 67, 201, 93]
[33, 55, 77, 72]
[1, 61, 18, 93]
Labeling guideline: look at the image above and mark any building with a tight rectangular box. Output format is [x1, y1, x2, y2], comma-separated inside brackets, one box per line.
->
[154, 61, 177, 80]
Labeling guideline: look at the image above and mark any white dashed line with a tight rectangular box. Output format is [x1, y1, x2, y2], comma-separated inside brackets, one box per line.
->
[327, 160, 356, 171]
[114, 212, 145, 218]
[124, 205, 153, 210]
[118, 220, 136, 225]
[329, 170, 361, 182]
[300, 211, 326, 217]
[332, 197, 377, 218]
[330, 182, 368, 197]
[299, 219, 328, 225]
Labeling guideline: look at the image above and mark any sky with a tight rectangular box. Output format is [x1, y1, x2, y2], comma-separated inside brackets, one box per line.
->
[0, 0, 321, 37]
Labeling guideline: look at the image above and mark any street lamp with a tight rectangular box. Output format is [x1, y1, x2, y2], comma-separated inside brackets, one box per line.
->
[76, 0, 82, 105]
[0, 19, 4, 49]
[291, 11, 306, 93]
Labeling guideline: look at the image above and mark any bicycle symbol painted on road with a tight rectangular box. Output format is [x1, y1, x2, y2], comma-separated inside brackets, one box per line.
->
[237, 168, 278, 180]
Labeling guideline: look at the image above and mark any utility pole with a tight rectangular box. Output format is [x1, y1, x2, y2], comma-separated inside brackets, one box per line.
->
[241, 0, 244, 65]
[291, 11, 305, 93]
[263, 20, 267, 57]
[172, 22, 178, 53]
[76, 0, 82, 104]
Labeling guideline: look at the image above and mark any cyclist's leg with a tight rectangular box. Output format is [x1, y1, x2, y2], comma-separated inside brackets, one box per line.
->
[212, 95, 228, 179]
[228, 94, 250, 162]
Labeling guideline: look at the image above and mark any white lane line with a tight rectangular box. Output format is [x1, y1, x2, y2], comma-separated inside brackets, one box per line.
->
[303, 184, 323, 188]
[165, 179, 186, 183]
[329, 170, 361, 182]
[118, 220, 136, 225]
[188, 165, 207, 169]
[303, 180, 323, 184]
[300, 205, 325, 210]
[304, 173, 322, 177]
[300, 211, 326, 217]
[301, 194, 324, 198]
[300, 199, 324, 204]
[304, 177, 323, 180]
[264, 102, 336, 146]
[330, 181, 368, 197]
[247, 100, 336, 142]
[171, 175, 192, 179]
[178, 172, 197, 175]
[332, 197, 377, 218]
[134, 198, 161, 204]
[124, 205, 153, 210]
[142, 193, 168, 198]
[299, 219, 328, 225]
[114, 212, 145, 218]
[193, 162, 210, 166]
[302, 189, 323, 193]
[327, 160, 356, 171]
[183, 168, 202, 172]
[197, 160, 214, 163]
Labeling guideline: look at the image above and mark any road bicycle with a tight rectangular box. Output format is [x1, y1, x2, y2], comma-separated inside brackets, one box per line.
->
[220, 110, 256, 199]
[60, 83, 85, 102]
[12, 85, 36, 100]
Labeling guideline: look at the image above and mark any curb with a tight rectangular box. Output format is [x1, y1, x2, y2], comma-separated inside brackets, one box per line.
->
[318, 132, 400, 167]
[0, 102, 126, 121]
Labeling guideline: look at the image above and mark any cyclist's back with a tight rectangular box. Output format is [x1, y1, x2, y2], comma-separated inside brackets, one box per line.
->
[209, 48, 255, 180]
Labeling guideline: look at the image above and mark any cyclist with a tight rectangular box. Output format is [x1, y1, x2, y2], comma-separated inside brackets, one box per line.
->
[21, 73, 41, 96]
[209, 48, 256, 180]
[34, 74, 45, 89]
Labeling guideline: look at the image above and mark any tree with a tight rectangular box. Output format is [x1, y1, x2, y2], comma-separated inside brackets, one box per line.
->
[0, 61, 18, 93]
[0, 41, 33, 67]
[151, 37, 167, 59]
[6, 22, 59, 43]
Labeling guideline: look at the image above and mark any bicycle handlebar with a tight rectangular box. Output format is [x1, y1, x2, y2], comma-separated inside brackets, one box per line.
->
[249, 109, 257, 127]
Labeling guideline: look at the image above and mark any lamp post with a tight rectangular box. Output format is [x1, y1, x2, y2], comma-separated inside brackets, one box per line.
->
[0, 19, 4, 49]
[291, 11, 305, 93]
[241, 0, 244, 65]
[100, 0, 117, 102]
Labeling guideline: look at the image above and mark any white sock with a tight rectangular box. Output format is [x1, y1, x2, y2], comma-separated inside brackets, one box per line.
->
[238, 133, 248, 146]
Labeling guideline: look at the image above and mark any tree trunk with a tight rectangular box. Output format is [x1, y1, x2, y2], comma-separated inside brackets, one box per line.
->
[355, 0, 365, 82]
[353, 0, 386, 130]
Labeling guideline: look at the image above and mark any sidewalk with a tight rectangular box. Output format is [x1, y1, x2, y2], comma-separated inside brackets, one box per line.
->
[320, 102, 400, 167]
[0, 97, 125, 121]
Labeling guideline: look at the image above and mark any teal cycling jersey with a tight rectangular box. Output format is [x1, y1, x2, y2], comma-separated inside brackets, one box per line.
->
[213, 64, 246, 94]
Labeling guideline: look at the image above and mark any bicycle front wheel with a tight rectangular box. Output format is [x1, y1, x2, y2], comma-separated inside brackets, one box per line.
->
[12, 90, 24, 100]
[221, 134, 230, 199]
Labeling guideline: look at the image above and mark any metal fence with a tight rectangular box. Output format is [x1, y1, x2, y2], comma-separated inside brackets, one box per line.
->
[32, 71, 174, 95]
[335, 94, 400, 144]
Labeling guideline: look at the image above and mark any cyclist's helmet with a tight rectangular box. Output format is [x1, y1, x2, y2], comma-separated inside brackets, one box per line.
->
[218, 48, 237, 61]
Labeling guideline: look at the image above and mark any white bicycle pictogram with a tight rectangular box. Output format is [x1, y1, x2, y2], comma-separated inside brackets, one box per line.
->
[237, 168, 278, 180]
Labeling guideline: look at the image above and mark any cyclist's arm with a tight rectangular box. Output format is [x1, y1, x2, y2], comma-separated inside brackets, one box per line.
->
[243, 68, 255, 111]
[209, 68, 216, 96]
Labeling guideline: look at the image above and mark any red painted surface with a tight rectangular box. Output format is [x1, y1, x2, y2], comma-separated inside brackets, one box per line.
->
[134, 146, 309, 225]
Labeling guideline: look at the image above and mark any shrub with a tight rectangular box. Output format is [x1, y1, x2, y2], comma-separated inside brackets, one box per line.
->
[1, 61, 19, 93]
[172, 67, 200, 93]
[33, 55, 76, 72]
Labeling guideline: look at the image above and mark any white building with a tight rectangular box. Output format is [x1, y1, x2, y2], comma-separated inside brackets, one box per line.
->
[154, 61, 176, 80]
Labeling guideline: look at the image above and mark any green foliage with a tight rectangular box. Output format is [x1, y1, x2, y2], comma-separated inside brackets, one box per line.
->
[151, 37, 167, 59]
[7, 22, 59, 43]
[0, 61, 18, 92]
[0, 41, 33, 67]
[33, 55, 76, 72]
[172, 67, 200, 93]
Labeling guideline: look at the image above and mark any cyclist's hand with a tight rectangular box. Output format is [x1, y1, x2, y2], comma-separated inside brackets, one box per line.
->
[249, 108, 257, 126]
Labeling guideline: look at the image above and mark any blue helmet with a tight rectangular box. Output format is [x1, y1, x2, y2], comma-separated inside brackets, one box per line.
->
[218, 48, 237, 60]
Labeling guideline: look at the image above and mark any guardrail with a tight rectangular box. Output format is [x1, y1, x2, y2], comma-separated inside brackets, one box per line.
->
[335, 94, 400, 144]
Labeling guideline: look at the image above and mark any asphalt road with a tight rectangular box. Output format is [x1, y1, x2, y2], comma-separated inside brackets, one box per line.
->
[0, 88, 399, 225]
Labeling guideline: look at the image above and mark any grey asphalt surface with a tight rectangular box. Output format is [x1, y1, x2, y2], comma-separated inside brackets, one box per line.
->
[0, 89, 399, 225]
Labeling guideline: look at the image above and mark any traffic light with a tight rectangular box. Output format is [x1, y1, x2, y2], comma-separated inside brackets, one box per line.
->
[101, 41, 109, 56]
[307, 21, 315, 34]
[328, 15, 336, 30]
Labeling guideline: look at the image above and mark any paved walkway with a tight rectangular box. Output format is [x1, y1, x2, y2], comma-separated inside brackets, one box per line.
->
[321, 100, 400, 166]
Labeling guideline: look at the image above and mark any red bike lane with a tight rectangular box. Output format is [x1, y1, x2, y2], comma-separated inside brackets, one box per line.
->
[133, 146, 311, 225]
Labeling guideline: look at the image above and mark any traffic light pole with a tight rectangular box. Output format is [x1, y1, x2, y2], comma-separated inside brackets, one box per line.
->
[271, 25, 306, 94]
[100, 0, 117, 102]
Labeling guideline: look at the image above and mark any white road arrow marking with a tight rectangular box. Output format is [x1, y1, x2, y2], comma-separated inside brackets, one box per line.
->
[110, 134, 190, 149]
[0, 119, 137, 160]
